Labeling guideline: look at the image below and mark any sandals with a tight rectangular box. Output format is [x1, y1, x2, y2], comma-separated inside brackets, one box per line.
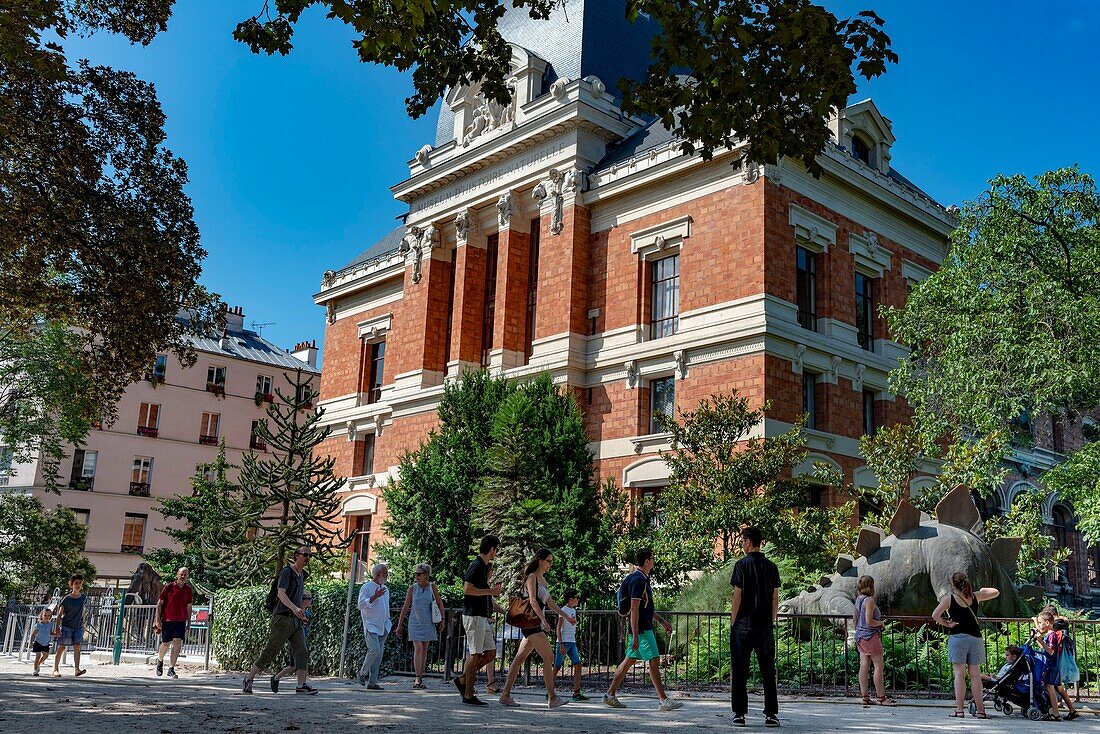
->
[972, 712, 990, 719]
[949, 711, 966, 718]
[878, 697, 898, 707]
[862, 697, 873, 708]
[486, 682, 501, 694]
[412, 681, 427, 690]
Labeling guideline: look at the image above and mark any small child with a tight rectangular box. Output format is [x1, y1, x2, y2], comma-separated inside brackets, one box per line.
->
[981, 645, 1022, 686]
[553, 588, 588, 702]
[1035, 611, 1079, 721]
[273, 592, 312, 687]
[31, 608, 54, 676]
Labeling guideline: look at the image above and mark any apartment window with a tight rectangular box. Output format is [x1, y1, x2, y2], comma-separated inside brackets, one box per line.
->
[196, 463, 217, 483]
[802, 373, 817, 430]
[649, 376, 675, 435]
[796, 246, 817, 330]
[350, 514, 372, 581]
[250, 419, 266, 451]
[121, 513, 147, 553]
[137, 402, 160, 438]
[524, 218, 541, 362]
[358, 434, 376, 476]
[863, 390, 876, 436]
[69, 449, 98, 491]
[256, 374, 273, 401]
[481, 233, 500, 367]
[151, 354, 167, 381]
[366, 341, 386, 405]
[649, 254, 680, 339]
[0, 446, 12, 487]
[856, 272, 875, 351]
[207, 365, 226, 386]
[199, 412, 220, 445]
[130, 457, 153, 496]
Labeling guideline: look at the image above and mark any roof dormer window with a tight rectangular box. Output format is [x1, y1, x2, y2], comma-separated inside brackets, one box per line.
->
[851, 134, 873, 166]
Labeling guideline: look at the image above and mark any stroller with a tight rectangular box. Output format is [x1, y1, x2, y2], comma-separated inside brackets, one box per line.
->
[972, 642, 1050, 720]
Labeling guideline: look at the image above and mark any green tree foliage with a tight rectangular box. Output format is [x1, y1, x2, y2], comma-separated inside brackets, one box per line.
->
[984, 488, 1069, 585]
[145, 444, 254, 595]
[214, 370, 349, 585]
[1, 2, 222, 466]
[1046, 441, 1100, 544]
[0, 494, 95, 598]
[380, 370, 514, 588]
[652, 392, 856, 586]
[234, 0, 895, 173]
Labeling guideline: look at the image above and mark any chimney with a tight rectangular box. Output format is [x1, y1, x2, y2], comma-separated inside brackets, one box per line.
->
[292, 339, 318, 369]
[219, 327, 230, 350]
[224, 305, 245, 333]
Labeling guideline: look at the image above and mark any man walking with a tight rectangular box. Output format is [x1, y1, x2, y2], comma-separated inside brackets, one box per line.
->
[242, 546, 316, 695]
[154, 567, 193, 679]
[603, 548, 683, 712]
[453, 534, 503, 706]
[730, 526, 781, 727]
[357, 563, 392, 690]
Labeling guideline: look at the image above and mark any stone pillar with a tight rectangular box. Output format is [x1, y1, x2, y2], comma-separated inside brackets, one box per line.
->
[448, 208, 487, 378]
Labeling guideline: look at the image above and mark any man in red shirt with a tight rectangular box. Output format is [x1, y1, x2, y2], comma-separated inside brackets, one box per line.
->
[154, 567, 194, 679]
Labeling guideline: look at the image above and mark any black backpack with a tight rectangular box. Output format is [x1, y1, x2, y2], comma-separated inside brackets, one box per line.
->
[264, 566, 302, 614]
[616, 571, 643, 617]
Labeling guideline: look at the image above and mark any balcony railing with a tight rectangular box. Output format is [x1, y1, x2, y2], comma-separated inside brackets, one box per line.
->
[136, 426, 159, 438]
[120, 544, 144, 554]
[249, 437, 267, 451]
[69, 477, 95, 491]
[128, 481, 150, 497]
[198, 435, 218, 446]
[205, 382, 225, 397]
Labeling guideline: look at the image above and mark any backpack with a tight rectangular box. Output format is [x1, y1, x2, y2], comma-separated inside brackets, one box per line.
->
[264, 566, 301, 614]
[1059, 631, 1081, 684]
[616, 571, 645, 617]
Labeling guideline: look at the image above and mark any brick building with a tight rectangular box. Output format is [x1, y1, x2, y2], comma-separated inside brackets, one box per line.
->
[310, 0, 1097, 602]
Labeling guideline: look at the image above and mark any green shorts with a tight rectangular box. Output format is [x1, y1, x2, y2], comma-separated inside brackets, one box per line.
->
[625, 630, 659, 662]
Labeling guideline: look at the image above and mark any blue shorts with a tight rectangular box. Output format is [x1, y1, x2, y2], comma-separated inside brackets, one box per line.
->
[59, 626, 84, 647]
[554, 641, 581, 667]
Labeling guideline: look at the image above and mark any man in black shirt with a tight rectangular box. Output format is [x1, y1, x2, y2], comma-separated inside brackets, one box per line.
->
[455, 534, 503, 706]
[729, 526, 781, 727]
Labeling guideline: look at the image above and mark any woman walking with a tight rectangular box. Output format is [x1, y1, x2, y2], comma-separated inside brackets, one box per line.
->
[854, 576, 895, 708]
[395, 563, 446, 689]
[932, 572, 1000, 719]
[498, 548, 568, 708]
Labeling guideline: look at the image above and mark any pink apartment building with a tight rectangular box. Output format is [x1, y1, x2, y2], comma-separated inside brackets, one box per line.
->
[0, 306, 319, 586]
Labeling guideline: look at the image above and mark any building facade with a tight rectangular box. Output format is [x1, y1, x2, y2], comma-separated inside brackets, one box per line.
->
[311, 0, 1097, 604]
[0, 306, 319, 586]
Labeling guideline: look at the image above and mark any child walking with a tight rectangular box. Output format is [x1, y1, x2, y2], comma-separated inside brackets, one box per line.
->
[31, 608, 54, 676]
[553, 588, 588, 702]
[1035, 611, 1079, 721]
[854, 576, 896, 708]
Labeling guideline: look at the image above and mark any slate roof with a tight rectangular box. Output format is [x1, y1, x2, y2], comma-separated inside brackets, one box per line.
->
[187, 324, 320, 374]
[434, 0, 661, 147]
[336, 225, 406, 274]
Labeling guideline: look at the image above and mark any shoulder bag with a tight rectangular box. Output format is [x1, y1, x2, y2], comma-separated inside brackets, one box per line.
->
[430, 583, 443, 624]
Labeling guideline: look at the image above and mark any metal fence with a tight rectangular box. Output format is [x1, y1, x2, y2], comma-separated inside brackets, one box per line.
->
[379, 609, 1100, 701]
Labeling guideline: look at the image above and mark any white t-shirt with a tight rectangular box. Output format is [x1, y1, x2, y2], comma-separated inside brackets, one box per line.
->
[358, 581, 392, 636]
[559, 606, 577, 643]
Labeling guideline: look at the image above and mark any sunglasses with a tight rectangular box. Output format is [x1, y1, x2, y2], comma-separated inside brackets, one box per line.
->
[296, 552, 313, 558]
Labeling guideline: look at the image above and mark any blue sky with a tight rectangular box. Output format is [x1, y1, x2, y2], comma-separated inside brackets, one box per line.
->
[65, 1, 1100, 354]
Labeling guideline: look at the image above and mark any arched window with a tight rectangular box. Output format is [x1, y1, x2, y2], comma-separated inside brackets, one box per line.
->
[851, 135, 873, 165]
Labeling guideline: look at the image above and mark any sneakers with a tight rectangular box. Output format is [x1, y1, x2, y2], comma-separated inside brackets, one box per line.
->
[242, 678, 254, 695]
[32, 669, 40, 677]
[167, 667, 178, 679]
[572, 692, 590, 702]
[732, 714, 746, 727]
[357, 673, 367, 686]
[548, 698, 569, 709]
[156, 659, 164, 677]
[296, 685, 318, 695]
[452, 676, 465, 696]
[765, 714, 781, 728]
[462, 696, 489, 706]
[270, 675, 280, 693]
[659, 697, 684, 712]
[366, 683, 383, 691]
[602, 693, 626, 708]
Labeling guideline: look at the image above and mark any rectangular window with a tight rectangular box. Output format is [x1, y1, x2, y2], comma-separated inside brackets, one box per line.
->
[69, 449, 97, 491]
[639, 486, 665, 529]
[481, 233, 500, 367]
[862, 390, 877, 436]
[524, 218, 541, 362]
[350, 513, 373, 580]
[137, 402, 160, 437]
[796, 246, 817, 330]
[0, 446, 12, 487]
[649, 254, 681, 339]
[152, 354, 167, 380]
[130, 457, 153, 496]
[196, 463, 216, 483]
[802, 373, 816, 430]
[206, 365, 226, 386]
[71, 508, 90, 525]
[366, 341, 386, 404]
[649, 376, 675, 434]
[121, 513, 147, 553]
[250, 419, 266, 450]
[856, 272, 875, 351]
[807, 486, 824, 508]
[358, 434, 376, 476]
[256, 374, 273, 398]
[200, 412, 220, 444]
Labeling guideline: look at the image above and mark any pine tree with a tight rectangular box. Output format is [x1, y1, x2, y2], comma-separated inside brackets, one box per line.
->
[235, 368, 349, 579]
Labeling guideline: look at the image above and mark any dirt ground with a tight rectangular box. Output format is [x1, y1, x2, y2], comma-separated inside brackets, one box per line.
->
[1, 656, 1097, 734]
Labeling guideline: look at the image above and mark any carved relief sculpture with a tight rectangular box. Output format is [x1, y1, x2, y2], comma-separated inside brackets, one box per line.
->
[624, 360, 639, 389]
[497, 191, 515, 227]
[454, 209, 476, 244]
[320, 270, 336, 289]
[674, 350, 688, 379]
[532, 168, 566, 235]
[461, 80, 518, 148]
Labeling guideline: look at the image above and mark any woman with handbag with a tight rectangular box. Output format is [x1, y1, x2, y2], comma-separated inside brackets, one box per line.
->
[498, 548, 569, 708]
[932, 572, 1000, 719]
[395, 563, 447, 690]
